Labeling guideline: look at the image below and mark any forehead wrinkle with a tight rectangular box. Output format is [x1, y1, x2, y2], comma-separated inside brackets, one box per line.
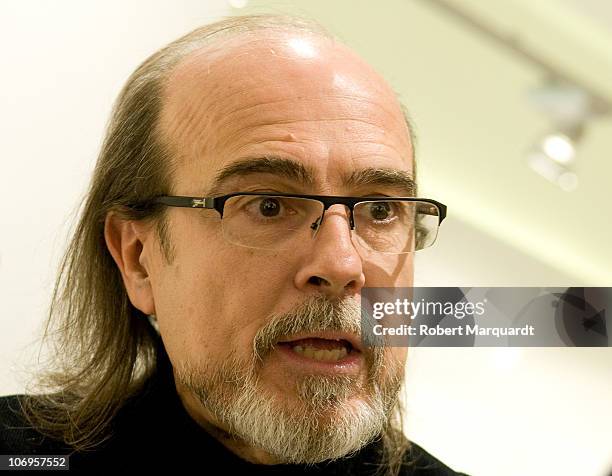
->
[211, 95, 408, 143]
[159, 54, 264, 160]
[163, 43, 404, 136]
[160, 30, 414, 188]
[223, 116, 394, 133]
[160, 83, 218, 166]
[212, 120, 396, 168]
[215, 93, 404, 126]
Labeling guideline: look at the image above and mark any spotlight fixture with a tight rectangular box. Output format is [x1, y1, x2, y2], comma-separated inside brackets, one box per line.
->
[527, 81, 593, 127]
[541, 133, 575, 164]
[527, 123, 584, 192]
[526, 80, 592, 191]
[527, 149, 579, 192]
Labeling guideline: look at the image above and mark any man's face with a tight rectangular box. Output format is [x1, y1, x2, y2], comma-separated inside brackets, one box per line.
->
[143, 32, 414, 463]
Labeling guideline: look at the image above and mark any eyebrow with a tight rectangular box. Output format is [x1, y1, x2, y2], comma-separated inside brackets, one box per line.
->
[344, 167, 416, 197]
[208, 156, 315, 196]
[206, 155, 416, 197]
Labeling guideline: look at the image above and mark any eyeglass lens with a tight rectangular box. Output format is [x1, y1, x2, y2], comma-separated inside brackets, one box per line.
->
[220, 195, 440, 253]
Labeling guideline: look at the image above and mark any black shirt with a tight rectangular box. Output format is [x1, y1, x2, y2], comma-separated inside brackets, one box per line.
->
[1, 339, 468, 475]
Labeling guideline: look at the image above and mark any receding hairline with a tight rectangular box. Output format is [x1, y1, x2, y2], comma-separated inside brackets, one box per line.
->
[153, 15, 417, 169]
[156, 15, 334, 93]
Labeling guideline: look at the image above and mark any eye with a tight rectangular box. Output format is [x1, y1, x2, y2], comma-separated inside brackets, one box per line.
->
[368, 202, 393, 221]
[259, 197, 281, 217]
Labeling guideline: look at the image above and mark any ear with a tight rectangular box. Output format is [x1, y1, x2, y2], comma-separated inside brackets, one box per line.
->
[104, 211, 156, 315]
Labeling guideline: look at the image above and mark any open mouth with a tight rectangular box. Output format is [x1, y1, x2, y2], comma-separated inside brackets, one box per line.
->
[276, 334, 362, 363]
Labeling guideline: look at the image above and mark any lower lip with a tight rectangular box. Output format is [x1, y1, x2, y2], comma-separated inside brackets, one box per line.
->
[274, 343, 363, 375]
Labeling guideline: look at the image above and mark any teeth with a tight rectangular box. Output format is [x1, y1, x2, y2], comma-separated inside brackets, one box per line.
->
[292, 345, 348, 361]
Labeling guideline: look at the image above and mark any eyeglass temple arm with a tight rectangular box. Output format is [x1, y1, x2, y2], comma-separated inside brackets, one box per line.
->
[152, 196, 215, 209]
[417, 201, 447, 223]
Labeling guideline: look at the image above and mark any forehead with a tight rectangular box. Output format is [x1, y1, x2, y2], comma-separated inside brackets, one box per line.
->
[158, 30, 413, 194]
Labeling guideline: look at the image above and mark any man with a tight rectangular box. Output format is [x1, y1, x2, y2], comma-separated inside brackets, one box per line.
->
[0, 14, 465, 475]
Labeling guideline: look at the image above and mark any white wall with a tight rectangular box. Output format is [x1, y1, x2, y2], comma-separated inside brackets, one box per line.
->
[0, 0, 230, 394]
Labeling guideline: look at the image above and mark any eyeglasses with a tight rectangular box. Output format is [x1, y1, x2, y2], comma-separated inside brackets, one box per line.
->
[147, 192, 447, 254]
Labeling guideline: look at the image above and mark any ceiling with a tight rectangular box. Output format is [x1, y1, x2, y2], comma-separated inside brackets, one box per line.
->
[559, 0, 612, 34]
[234, 0, 612, 285]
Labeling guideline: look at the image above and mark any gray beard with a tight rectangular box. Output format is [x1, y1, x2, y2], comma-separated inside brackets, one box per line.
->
[175, 295, 404, 464]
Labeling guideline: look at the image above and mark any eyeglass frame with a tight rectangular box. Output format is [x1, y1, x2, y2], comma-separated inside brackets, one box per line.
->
[147, 192, 447, 231]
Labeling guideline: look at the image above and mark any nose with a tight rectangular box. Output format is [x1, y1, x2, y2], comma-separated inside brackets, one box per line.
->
[294, 204, 366, 298]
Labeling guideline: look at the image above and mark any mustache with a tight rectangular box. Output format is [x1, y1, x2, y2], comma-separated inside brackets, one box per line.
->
[253, 294, 362, 361]
[252, 294, 386, 385]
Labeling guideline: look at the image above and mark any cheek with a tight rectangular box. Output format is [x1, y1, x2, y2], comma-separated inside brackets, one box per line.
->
[152, 260, 225, 366]
[154, 242, 295, 367]
[364, 255, 414, 287]
[149, 221, 230, 364]
[213, 251, 297, 345]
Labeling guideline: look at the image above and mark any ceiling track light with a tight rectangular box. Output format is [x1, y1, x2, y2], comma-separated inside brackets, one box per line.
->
[527, 80, 592, 192]
[527, 148, 579, 192]
[527, 122, 582, 192]
[420, 0, 612, 192]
